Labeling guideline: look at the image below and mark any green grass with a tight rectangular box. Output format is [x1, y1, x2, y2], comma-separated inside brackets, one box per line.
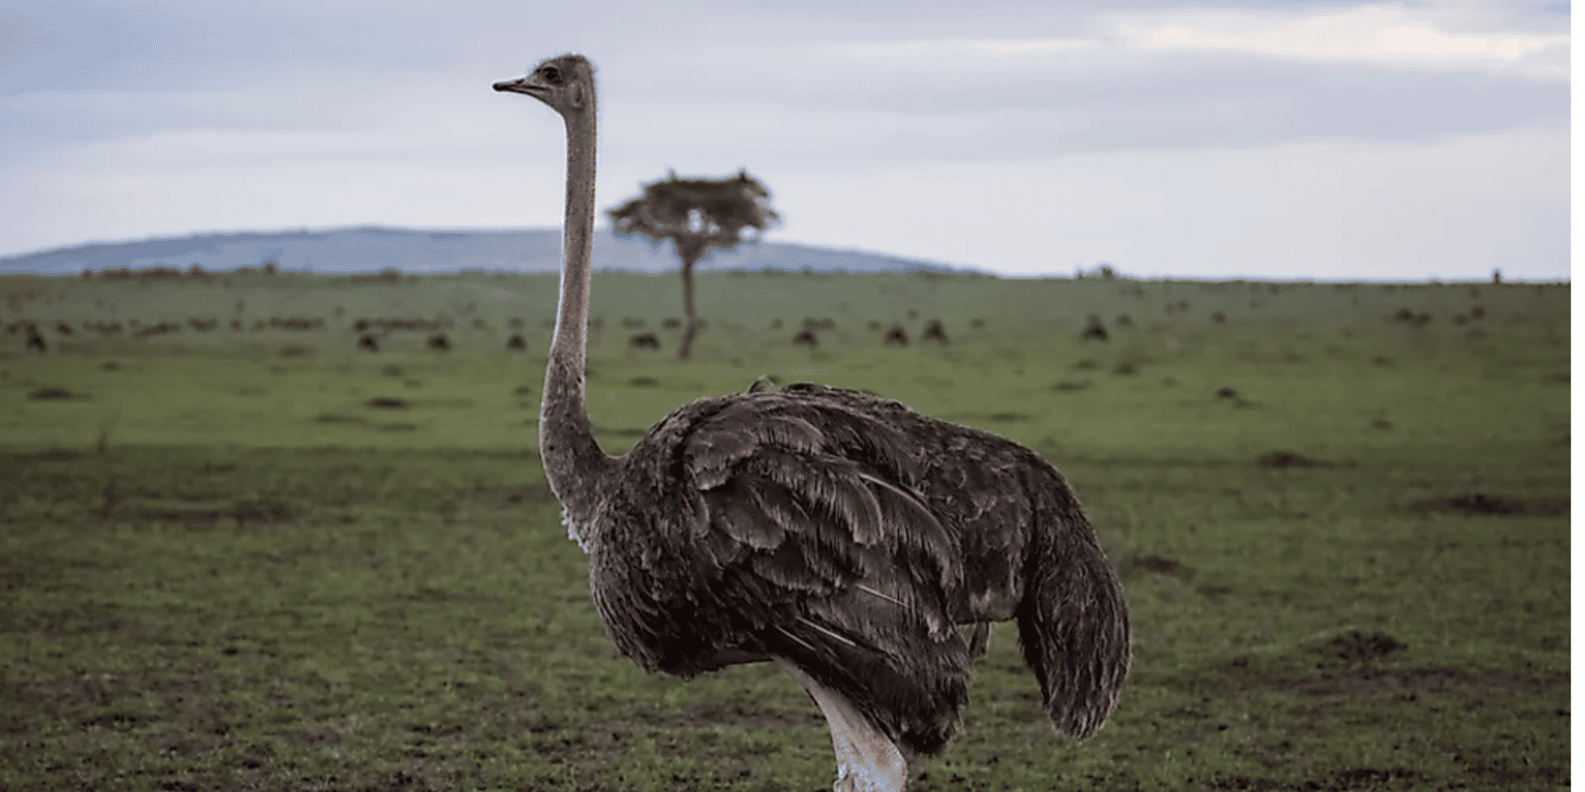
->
[0, 271, 1569, 790]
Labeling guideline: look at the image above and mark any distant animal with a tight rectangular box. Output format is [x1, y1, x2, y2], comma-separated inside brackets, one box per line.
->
[1080, 315, 1108, 342]
[792, 328, 818, 348]
[54, 321, 73, 336]
[357, 333, 380, 352]
[629, 332, 660, 350]
[24, 326, 45, 353]
[497, 53, 1129, 792]
[883, 324, 909, 346]
[506, 333, 527, 351]
[921, 319, 948, 345]
[427, 332, 450, 351]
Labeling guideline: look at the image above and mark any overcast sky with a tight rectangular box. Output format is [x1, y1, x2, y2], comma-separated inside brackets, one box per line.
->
[0, 0, 1570, 279]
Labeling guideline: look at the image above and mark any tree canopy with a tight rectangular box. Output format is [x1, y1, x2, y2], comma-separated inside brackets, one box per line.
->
[606, 169, 780, 267]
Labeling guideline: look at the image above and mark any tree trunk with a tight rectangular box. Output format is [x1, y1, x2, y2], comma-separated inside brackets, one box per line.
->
[675, 250, 702, 361]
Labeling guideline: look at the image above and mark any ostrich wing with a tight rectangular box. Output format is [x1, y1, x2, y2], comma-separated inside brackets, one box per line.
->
[586, 385, 976, 754]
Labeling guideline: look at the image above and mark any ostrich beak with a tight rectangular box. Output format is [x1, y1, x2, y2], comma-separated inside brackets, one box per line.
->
[493, 76, 543, 95]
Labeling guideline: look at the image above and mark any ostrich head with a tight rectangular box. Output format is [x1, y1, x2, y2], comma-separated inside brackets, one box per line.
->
[493, 54, 595, 116]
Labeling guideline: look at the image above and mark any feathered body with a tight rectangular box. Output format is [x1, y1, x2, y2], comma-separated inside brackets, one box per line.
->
[579, 382, 1129, 755]
[496, 52, 1129, 789]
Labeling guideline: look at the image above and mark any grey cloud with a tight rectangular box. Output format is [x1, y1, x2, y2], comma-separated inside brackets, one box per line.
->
[598, 52, 1565, 171]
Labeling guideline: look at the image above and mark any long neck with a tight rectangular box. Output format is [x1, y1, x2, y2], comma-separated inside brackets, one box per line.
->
[540, 101, 613, 526]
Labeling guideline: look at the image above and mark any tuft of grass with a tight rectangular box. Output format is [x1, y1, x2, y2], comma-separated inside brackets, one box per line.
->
[27, 387, 78, 401]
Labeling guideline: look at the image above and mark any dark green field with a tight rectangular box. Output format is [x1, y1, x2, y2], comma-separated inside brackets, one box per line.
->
[0, 270, 1569, 790]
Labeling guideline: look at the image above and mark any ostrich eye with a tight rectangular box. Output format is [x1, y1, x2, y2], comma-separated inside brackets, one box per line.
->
[540, 66, 562, 83]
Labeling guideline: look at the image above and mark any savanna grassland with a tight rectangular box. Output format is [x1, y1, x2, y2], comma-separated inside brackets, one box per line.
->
[0, 269, 1569, 791]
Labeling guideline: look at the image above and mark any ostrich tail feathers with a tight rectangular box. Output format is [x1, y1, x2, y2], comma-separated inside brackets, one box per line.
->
[1016, 483, 1131, 740]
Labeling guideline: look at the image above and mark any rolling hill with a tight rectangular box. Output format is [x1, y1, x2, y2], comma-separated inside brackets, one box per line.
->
[0, 227, 972, 276]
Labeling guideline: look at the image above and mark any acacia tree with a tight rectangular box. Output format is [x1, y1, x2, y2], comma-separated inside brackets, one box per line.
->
[607, 169, 780, 360]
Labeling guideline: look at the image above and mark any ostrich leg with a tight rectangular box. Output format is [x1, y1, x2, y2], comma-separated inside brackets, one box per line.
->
[777, 659, 908, 792]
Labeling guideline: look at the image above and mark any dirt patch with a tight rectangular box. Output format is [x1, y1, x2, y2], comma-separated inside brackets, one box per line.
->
[27, 387, 80, 401]
[1413, 493, 1568, 517]
[1124, 554, 1194, 581]
[1317, 631, 1406, 664]
[683, 700, 819, 731]
[592, 701, 816, 734]
[1258, 451, 1319, 469]
[1449, 493, 1526, 514]
[1209, 767, 1432, 791]
[292, 726, 342, 746]
[366, 397, 410, 409]
[1279, 666, 1567, 701]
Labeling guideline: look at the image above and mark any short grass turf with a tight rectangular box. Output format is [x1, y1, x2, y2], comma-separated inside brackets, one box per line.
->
[0, 271, 1570, 790]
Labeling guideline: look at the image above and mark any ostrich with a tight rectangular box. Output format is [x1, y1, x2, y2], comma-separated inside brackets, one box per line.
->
[496, 54, 1129, 792]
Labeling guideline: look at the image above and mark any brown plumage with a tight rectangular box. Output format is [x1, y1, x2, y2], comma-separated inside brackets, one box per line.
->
[591, 382, 1128, 752]
[497, 53, 1129, 791]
